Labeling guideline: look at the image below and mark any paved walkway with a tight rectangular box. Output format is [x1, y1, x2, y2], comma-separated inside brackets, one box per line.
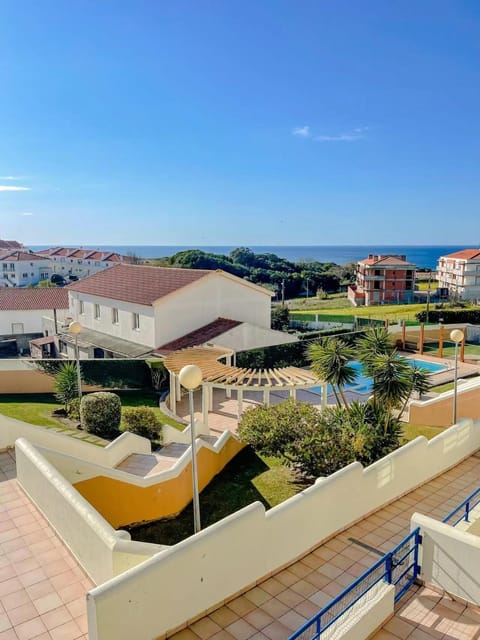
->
[0, 450, 91, 640]
[169, 453, 480, 640]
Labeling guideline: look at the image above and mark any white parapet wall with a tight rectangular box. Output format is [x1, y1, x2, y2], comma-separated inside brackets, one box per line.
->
[0, 414, 151, 464]
[321, 583, 394, 640]
[87, 418, 480, 640]
[15, 438, 163, 585]
[412, 512, 480, 605]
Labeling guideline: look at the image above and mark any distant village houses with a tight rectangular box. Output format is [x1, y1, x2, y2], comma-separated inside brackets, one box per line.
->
[437, 249, 480, 302]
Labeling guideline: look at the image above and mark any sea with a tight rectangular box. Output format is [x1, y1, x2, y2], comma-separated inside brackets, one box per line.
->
[29, 245, 468, 270]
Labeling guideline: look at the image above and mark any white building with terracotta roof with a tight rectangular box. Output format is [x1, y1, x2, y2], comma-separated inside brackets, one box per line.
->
[61, 264, 297, 359]
[0, 250, 51, 287]
[35, 246, 131, 280]
[0, 287, 69, 355]
[348, 254, 416, 306]
[437, 249, 480, 301]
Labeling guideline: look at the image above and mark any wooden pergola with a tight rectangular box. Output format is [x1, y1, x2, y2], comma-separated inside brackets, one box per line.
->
[164, 345, 326, 426]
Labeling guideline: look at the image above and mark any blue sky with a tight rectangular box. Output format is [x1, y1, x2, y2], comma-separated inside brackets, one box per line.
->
[1, 1, 480, 246]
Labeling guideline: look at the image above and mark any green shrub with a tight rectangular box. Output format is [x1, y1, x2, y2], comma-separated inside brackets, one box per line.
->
[54, 362, 79, 411]
[123, 407, 162, 444]
[67, 398, 80, 421]
[80, 392, 121, 439]
[238, 399, 403, 478]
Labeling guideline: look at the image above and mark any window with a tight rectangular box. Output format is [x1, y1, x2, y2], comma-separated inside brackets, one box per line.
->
[79, 300, 85, 315]
[112, 308, 119, 324]
[11, 323, 24, 334]
[9, 263, 14, 271]
[22, 273, 28, 278]
[94, 304, 100, 319]
[132, 313, 140, 330]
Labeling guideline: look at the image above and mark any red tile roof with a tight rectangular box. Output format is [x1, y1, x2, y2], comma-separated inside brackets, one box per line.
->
[0, 288, 69, 310]
[359, 255, 415, 267]
[0, 251, 47, 262]
[0, 240, 24, 250]
[157, 318, 243, 353]
[35, 247, 130, 262]
[441, 249, 480, 260]
[67, 264, 213, 306]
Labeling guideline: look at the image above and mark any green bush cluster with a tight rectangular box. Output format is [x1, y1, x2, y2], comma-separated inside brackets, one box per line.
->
[122, 407, 162, 444]
[238, 399, 403, 478]
[80, 392, 121, 439]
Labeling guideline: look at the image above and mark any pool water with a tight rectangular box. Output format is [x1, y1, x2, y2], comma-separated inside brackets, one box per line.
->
[311, 358, 447, 396]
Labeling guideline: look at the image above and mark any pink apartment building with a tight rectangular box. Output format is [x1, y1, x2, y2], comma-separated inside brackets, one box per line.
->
[348, 254, 416, 306]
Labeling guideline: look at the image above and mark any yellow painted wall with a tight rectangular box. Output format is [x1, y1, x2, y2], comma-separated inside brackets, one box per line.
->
[409, 387, 480, 427]
[73, 437, 245, 528]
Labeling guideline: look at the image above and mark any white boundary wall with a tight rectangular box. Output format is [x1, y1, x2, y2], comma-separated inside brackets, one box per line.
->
[412, 513, 480, 605]
[88, 418, 480, 640]
[0, 415, 151, 464]
[15, 439, 163, 585]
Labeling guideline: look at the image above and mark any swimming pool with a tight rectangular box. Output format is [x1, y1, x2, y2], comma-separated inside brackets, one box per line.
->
[310, 358, 447, 396]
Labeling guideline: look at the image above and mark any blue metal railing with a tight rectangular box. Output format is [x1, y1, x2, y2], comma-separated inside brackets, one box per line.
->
[288, 528, 421, 640]
[443, 488, 480, 527]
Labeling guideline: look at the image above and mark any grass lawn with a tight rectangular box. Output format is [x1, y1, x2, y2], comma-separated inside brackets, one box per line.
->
[126, 447, 307, 545]
[0, 390, 185, 434]
[431, 382, 455, 393]
[0, 394, 67, 429]
[291, 302, 429, 324]
[402, 422, 445, 442]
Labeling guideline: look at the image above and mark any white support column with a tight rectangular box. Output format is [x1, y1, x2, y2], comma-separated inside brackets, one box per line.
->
[226, 387, 232, 399]
[322, 382, 328, 408]
[237, 389, 243, 418]
[263, 388, 270, 406]
[226, 354, 232, 366]
[209, 384, 213, 410]
[176, 375, 181, 399]
[169, 372, 176, 411]
[290, 388, 297, 401]
[233, 353, 237, 366]
[202, 384, 209, 429]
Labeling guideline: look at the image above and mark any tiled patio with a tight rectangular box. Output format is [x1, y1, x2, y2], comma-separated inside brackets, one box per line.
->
[169, 453, 480, 640]
[0, 449, 92, 640]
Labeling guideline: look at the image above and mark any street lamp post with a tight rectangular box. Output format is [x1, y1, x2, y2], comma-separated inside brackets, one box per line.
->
[450, 329, 464, 425]
[178, 364, 203, 534]
[68, 321, 82, 405]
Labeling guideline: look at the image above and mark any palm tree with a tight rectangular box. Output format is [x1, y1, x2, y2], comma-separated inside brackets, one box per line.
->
[357, 327, 394, 377]
[369, 352, 412, 430]
[307, 337, 357, 408]
[399, 366, 432, 415]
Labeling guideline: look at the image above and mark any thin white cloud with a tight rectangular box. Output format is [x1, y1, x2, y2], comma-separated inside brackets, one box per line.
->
[292, 126, 311, 138]
[18, 212, 34, 216]
[292, 125, 368, 143]
[315, 133, 361, 142]
[0, 186, 31, 192]
[0, 175, 25, 180]
[315, 126, 368, 142]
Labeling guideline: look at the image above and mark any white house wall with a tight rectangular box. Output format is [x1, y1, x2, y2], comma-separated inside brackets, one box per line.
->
[0, 309, 67, 335]
[1, 259, 51, 287]
[154, 274, 272, 347]
[68, 292, 156, 348]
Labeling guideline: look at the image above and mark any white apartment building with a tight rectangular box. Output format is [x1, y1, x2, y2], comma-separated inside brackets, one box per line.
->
[0, 251, 52, 287]
[59, 264, 296, 359]
[436, 249, 480, 301]
[35, 247, 131, 280]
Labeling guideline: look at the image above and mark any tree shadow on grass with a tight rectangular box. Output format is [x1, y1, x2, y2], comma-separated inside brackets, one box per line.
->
[125, 447, 287, 546]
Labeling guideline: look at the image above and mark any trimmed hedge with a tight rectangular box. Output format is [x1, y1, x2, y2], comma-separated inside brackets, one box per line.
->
[36, 359, 158, 390]
[416, 309, 480, 324]
[237, 328, 358, 368]
[80, 392, 121, 438]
